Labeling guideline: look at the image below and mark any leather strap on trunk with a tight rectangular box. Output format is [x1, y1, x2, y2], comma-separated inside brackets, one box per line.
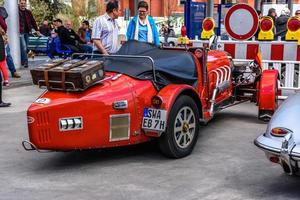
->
[61, 70, 66, 91]
[43, 70, 50, 89]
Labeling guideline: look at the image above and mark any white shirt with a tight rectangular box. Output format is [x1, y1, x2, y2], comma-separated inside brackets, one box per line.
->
[92, 13, 119, 54]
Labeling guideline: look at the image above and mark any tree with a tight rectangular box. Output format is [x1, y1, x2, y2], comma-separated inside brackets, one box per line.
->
[71, 0, 99, 19]
[29, 0, 66, 23]
[164, 0, 177, 25]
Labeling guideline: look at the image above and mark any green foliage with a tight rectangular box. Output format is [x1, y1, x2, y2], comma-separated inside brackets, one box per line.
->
[29, 0, 66, 24]
[57, 0, 99, 30]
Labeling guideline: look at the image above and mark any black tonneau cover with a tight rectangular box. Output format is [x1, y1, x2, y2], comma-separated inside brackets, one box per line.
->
[103, 41, 198, 86]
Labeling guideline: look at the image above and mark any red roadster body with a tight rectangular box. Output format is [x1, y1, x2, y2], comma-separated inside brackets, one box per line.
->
[23, 41, 278, 158]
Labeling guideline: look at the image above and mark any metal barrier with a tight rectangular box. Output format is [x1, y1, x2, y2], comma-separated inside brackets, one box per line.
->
[234, 59, 300, 99]
[192, 39, 300, 62]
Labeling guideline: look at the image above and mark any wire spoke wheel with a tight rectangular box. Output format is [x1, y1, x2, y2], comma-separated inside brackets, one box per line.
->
[174, 107, 196, 149]
[159, 95, 200, 158]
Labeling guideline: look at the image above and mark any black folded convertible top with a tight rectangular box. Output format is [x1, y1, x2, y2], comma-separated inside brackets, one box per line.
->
[103, 41, 198, 86]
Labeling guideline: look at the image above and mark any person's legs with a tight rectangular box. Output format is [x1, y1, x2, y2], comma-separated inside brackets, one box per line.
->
[0, 68, 11, 107]
[81, 44, 93, 53]
[65, 44, 81, 53]
[5, 45, 18, 75]
[20, 34, 28, 67]
[0, 71, 2, 103]
[24, 33, 29, 51]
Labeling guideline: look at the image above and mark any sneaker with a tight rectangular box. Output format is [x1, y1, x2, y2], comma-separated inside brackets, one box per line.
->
[24, 65, 28, 68]
[3, 81, 9, 87]
[12, 72, 21, 78]
[0, 102, 11, 107]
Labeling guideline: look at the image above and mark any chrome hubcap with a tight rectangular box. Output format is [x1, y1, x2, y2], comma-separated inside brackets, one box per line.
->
[174, 106, 196, 149]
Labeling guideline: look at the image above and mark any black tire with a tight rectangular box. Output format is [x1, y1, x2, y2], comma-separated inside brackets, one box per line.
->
[159, 95, 200, 158]
[169, 42, 175, 47]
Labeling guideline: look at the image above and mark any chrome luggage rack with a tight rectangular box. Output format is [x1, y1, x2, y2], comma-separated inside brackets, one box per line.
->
[37, 74, 115, 92]
[72, 53, 157, 82]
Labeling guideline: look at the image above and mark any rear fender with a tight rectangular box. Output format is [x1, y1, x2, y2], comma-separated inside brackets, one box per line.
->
[157, 84, 202, 117]
[258, 69, 279, 112]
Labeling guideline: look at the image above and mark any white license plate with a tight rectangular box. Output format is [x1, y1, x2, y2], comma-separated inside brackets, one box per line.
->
[142, 108, 167, 132]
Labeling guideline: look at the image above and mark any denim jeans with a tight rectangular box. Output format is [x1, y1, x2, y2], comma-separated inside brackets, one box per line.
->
[5, 45, 16, 74]
[20, 33, 29, 66]
[81, 44, 93, 53]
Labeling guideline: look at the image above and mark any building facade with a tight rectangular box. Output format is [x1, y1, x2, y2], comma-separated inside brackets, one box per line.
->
[97, 0, 300, 17]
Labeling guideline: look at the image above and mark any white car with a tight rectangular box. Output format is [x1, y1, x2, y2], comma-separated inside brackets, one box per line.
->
[159, 36, 178, 47]
[255, 90, 300, 176]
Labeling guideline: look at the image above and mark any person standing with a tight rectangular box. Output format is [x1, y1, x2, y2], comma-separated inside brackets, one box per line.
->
[275, 7, 291, 40]
[92, 0, 121, 55]
[126, 1, 160, 47]
[0, 6, 20, 78]
[19, 0, 40, 68]
[267, 8, 277, 35]
[160, 23, 169, 45]
[0, 14, 10, 107]
[267, 8, 277, 23]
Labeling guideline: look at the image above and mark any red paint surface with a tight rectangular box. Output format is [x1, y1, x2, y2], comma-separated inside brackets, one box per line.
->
[246, 44, 259, 60]
[224, 43, 236, 58]
[259, 70, 279, 111]
[271, 44, 284, 60]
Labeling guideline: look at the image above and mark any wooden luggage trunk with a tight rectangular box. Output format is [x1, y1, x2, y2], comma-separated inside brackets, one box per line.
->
[31, 59, 105, 91]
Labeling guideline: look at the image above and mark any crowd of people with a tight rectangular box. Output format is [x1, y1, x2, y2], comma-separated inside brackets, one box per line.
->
[259, 7, 300, 40]
[0, 0, 161, 107]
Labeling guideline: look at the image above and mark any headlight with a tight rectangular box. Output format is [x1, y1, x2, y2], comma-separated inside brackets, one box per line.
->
[60, 117, 83, 131]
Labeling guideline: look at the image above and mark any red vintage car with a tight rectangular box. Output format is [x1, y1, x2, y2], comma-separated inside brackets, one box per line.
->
[23, 40, 278, 158]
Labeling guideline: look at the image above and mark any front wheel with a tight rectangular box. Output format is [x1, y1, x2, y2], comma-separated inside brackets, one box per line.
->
[159, 95, 200, 158]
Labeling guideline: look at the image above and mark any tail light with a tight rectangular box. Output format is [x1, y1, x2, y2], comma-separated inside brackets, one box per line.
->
[269, 156, 279, 163]
[287, 18, 300, 32]
[151, 96, 163, 108]
[260, 17, 273, 32]
[271, 127, 292, 137]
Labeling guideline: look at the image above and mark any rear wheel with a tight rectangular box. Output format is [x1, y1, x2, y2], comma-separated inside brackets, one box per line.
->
[169, 42, 175, 47]
[159, 95, 200, 158]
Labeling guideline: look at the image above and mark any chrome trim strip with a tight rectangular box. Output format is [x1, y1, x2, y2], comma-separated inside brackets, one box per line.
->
[254, 135, 281, 155]
[255, 134, 300, 159]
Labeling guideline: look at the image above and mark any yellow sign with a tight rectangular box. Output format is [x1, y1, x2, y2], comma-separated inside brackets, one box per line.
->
[201, 18, 215, 40]
[177, 36, 190, 45]
[286, 16, 300, 41]
[258, 16, 274, 41]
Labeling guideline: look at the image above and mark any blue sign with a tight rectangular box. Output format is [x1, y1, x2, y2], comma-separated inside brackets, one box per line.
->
[184, 2, 232, 39]
[185, 2, 206, 39]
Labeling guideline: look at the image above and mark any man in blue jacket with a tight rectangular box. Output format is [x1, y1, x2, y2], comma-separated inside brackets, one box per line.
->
[126, 1, 160, 47]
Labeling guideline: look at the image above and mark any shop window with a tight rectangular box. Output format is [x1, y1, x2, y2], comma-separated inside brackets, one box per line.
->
[262, 0, 274, 3]
[179, 0, 185, 5]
